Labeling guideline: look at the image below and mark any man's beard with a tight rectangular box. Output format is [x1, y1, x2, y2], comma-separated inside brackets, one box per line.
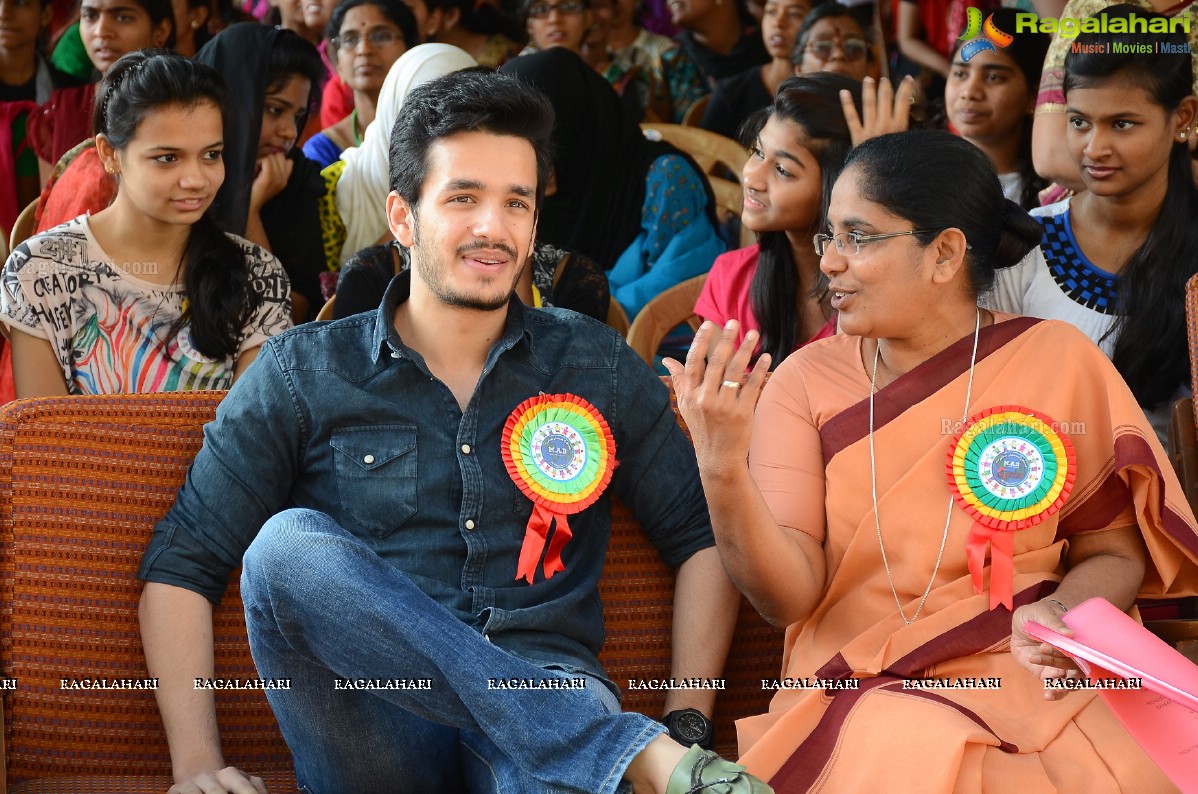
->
[411, 219, 530, 312]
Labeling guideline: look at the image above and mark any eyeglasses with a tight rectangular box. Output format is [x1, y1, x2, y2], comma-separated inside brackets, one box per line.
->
[813, 229, 941, 256]
[332, 28, 402, 49]
[526, 0, 585, 18]
[804, 37, 869, 62]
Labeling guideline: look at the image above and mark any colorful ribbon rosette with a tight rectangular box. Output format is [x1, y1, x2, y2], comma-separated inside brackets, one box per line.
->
[946, 406, 1077, 610]
[501, 394, 616, 585]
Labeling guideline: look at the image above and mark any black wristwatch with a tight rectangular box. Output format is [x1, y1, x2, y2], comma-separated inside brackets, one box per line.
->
[662, 708, 715, 750]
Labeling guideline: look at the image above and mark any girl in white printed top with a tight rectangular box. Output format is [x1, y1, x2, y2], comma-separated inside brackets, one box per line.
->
[0, 49, 292, 398]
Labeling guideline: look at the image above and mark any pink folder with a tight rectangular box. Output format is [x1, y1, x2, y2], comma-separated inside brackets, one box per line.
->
[1025, 597, 1198, 794]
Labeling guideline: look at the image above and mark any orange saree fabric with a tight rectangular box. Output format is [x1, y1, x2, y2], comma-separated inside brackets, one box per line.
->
[741, 314, 1198, 793]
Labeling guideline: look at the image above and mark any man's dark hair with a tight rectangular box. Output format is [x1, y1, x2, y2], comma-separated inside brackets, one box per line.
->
[388, 68, 555, 210]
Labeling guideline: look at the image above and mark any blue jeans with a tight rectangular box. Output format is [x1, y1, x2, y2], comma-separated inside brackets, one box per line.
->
[241, 509, 664, 793]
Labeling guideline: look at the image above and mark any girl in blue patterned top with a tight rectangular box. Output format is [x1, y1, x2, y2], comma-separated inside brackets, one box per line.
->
[990, 5, 1198, 442]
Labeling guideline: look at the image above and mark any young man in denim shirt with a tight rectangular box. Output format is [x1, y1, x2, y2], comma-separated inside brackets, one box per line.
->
[137, 69, 772, 794]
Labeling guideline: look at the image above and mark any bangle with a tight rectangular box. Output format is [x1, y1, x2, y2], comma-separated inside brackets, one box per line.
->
[1045, 598, 1069, 614]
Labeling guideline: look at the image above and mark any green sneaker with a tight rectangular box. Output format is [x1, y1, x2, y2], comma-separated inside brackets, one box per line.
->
[665, 744, 775, 794]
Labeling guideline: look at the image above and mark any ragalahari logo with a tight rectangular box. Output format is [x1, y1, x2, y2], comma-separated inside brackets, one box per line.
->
[957, 8, 1014, 61]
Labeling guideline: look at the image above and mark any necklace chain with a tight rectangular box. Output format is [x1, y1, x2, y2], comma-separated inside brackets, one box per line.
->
[869, 310, 981, 625]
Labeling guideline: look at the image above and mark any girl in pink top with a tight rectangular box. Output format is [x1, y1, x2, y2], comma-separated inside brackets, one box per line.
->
[695, 71, 858, 364]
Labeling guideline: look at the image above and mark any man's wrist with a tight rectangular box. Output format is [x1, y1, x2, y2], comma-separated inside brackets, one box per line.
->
[661, 707, 714, 750]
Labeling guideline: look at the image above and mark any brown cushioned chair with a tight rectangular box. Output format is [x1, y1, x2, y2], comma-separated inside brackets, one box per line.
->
[0, 390, 781, 787]
[0, 393, 295, 792]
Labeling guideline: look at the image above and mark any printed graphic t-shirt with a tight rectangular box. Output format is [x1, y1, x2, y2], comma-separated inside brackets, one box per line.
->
[0, 215, 292, 394]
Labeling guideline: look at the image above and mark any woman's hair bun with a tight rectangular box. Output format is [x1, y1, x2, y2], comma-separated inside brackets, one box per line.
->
[990, 199, 1043, 271]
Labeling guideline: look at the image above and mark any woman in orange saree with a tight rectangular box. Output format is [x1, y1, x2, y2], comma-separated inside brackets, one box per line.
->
[668, 129, 1198, 793]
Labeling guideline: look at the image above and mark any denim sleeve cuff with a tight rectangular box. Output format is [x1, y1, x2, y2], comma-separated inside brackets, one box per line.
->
[137, 516, 236, 606]
[654, 523, 716, 569]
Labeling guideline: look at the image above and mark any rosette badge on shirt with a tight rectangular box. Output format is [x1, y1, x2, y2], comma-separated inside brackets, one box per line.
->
[502, 394, 617, 584]
[946, 406, 1077, 610]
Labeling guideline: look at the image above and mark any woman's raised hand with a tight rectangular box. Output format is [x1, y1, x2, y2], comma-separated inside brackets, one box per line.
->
[840, 75, 917, 147]
[662, 320, 771, 476]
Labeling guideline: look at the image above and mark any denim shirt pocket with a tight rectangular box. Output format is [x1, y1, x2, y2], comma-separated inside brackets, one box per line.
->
[330, 425, 418, 538]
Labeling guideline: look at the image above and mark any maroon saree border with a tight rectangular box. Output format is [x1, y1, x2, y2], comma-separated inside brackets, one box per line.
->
[1059, 431, 1198, 560]
[819, 317, 1043, 467]
[775, 582, 1054, 792]
[1057, 468, 1130, 540]
[767, 676, 898, 792]
[885, 582, 1054, 678]
[1113, 433, 1198, 558]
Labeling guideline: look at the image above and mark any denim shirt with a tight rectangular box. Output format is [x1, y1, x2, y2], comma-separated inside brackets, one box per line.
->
[138, 271, 714, 682]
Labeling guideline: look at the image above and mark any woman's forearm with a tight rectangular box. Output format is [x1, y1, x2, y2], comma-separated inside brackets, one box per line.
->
[1054, 524, 1147, 611]
[699, 464, 826, 628]
[1032, 111, 1085, 192]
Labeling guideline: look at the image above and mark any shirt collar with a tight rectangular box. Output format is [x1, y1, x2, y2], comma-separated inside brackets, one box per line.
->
[371, 269, 534, 364]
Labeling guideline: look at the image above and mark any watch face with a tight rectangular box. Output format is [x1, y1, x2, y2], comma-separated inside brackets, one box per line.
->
[676, 711, 707, 742]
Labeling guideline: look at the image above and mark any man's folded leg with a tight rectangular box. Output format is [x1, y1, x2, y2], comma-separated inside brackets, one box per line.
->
[241, 509, 664, 794]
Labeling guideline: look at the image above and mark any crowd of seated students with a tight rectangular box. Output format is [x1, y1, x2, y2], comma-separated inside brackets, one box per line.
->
[3, 0, 1196, 431]
[603, 0, 706, 122]
[698, 0, 810, 139]
[505, 47, 725, 318]
[670, 0, 768, 87]
[2, 2, 1198, 789]
[3, 0, 1197, 453]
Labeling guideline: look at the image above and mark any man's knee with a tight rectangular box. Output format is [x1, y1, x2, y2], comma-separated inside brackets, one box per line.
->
[242, 508, 348, 590]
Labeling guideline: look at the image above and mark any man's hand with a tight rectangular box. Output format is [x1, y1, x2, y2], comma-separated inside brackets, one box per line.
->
[168, 766, 268, 794]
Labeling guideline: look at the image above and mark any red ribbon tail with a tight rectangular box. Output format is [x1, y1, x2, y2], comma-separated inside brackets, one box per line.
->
[542, 511, 572, 580]
[989, 530, 1015, 611]
[965, 521, 992, 597]
[515, 504, 556, 585]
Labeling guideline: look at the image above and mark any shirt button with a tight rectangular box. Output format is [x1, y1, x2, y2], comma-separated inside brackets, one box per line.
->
[461, 444, 471, 454]
[363, 454, 375, 464]
[465, 519, 476, 530]
[390, 351, 400, 359]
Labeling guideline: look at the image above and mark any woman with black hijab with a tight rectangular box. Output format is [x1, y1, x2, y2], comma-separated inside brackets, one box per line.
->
[196, 23, 327, 322]
[502, 47, 725, 318]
